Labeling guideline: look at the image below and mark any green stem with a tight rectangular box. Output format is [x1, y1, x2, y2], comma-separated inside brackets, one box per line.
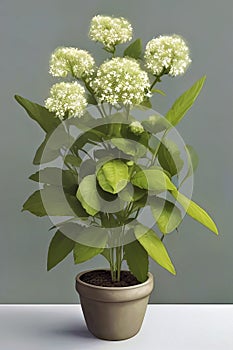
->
[150, 75, 161, 90]
[116, 246, 122, 281]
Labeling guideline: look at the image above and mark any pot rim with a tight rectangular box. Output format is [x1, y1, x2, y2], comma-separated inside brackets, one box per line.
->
[76, 269, 153, 291]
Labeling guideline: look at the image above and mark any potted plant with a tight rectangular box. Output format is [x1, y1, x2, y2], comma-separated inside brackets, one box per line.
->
[15, 15, 218, 341]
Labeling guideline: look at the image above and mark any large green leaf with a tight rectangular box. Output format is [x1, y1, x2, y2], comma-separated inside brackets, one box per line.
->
[171, 190, 218, 234]
[111, 138, 147, 158]
[150, 197, 182, 233]
[97, 159, 129, 194]
[131, 167, 176, 193]
[123, 38, 142, 59]
[158, 139, 184, 177]
[124, 239, 149, 282]
[73, 243, 104, 264]
[29, 167, 78, 191]
[22, 190, 47, 217]
[165, 76, 206, 126]
[134, 223, 176, 274]
[33, 135, 60, 165]
[22, 186, 87, 217]
[15, 95, 60, 133]
[47, 230, 75, 271]
[76, 175, 100, 216]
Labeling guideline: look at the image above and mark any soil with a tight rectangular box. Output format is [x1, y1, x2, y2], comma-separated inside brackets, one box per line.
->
[80, 270, 141, 287]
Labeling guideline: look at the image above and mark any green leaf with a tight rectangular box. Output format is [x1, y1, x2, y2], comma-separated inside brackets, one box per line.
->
[134, 223, 176, 275]
[101, 248, 111, 263]
[73, 243, 104, 264]
[47, 230, 75, 271]
[15, 95, 60, 133]
[158, 139, 184, 176]
[151, 89, 166, 96]
[171, 190, 218, 234]
[22, 187, 87, 217]
[76, 175, 100, 216]
[29, 167, 78, 190]
[131, 167, 176, 193]
[140, 98, 152, 108]
[123, 38, 142, 59]
[142, 115, 170, 134]
[165, 76, 206, 126]
[150, 197, 182, 233]
[33, 135, 60, 165]
[97, 159, 129, 194]
[64, 154, 82, 167]
[182, 145, 199, 183]
[22, 190, 47, 216]
[124, 239, 149, 282]
[111, 138, 147, 158]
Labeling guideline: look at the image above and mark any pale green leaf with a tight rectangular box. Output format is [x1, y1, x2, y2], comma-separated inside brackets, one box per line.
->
[111, 138, 147, 158]
[97, 159, 129, 194]
[131, 167, 176, 192]
[166, 76, 206, 126]
[134, 223, 176, 275]
[171, 190, 218, 234]
[76, 175, 100, 216]
[150, 197, 182, 233]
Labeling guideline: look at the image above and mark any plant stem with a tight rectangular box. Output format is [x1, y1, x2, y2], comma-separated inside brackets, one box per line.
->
[116, 246, 122, 281]
[150, 75, 161, 90]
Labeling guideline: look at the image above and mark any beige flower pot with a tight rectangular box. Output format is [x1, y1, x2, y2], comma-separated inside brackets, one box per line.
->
[75, 270, 154, 341]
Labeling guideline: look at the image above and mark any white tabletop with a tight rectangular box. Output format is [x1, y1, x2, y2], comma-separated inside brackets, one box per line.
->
[0, 305, 232, 350]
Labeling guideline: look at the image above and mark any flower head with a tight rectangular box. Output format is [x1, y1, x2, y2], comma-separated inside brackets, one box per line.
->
[49, 47, 95, 79]
[144, 35, 191, 76]
[45, 82, 87, 119]
[89, 15, 133, 51]
[129, 121, 144, 135]
[90, 57, 150, 105]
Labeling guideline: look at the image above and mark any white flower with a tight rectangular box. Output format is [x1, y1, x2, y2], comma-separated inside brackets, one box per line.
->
[129, 121, 144, 135]
[49, 47, 95, 79]
[90, 57, 150, 105]
[144, 35, 191, 76]
[45, 82, 87, 119]
[89, 15, 133, 51]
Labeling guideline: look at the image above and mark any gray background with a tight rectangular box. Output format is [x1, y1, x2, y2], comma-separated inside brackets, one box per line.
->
[0, 0, 232, 303]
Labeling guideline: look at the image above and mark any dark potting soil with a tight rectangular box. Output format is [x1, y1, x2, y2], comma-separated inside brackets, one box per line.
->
[80, 270, 141, 287]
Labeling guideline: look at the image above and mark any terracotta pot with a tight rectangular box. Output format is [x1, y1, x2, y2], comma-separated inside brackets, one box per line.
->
[75, 269, 154, 341]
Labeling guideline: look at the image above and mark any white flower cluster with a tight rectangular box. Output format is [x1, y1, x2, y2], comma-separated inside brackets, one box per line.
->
[49, 47, 95, 79]
[144, 35, 191, 76]
[45, 82, 87, 119]
[90, 57, 150, 105]
[129, 121, 144, 135]
[89, 15, 133, 51]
